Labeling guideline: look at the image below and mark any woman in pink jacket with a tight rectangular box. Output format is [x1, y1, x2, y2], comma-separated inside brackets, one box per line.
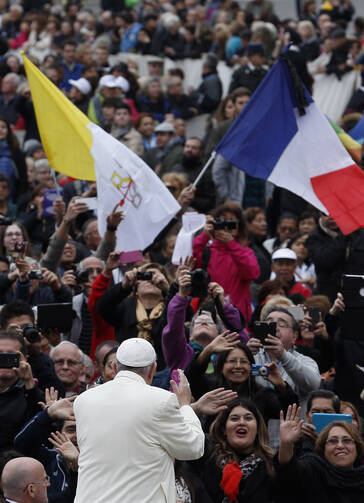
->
[193, 202, 260, 322]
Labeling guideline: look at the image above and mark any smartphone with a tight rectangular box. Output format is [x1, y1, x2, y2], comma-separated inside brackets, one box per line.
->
[171, 369, 180, 388]
[253, 321, 277, 343]
[43, 189, 59, 216]
[312, 413, 352, 434]
[308, 306, 320, 331]
[286, 306, 305, 321]
[119, 251, 143, 264]
[0, 352, 19, 368]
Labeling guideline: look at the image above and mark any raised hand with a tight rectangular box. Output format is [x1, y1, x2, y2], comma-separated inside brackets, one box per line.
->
[206, 331, 240, 355]
[280, 404, 303, 445]
[38, 387, 59, 410]
[170, 369, 192, 407]
[104, 251, 122, 276]
[178, 269, 191, 297]
[49, 431, 79, 470]
[46, 396, 76, 421]
[193, 388, 238, 416]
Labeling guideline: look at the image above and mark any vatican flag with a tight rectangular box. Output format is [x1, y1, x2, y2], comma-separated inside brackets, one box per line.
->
[22, 52, 180, 251]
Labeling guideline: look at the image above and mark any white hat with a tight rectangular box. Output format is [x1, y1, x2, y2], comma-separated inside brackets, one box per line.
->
[155, 121, 175, 133]
[116, 338, 156, 367]
[99, 74, 117, 88]
[115, 76, 130, 93]
[272, 248, 297, 261]
[69, 77, 92, 95]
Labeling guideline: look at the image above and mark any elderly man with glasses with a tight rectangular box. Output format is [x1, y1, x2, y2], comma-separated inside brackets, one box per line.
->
[50, 342, 84, 397]
[248, 306, 321, 415]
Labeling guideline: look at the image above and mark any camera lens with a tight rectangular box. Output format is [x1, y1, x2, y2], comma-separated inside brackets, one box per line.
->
[259, 366, 268, 377]
[22, 323, 40, 343]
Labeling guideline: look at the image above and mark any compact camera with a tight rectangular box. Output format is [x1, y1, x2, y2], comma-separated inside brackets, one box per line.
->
[137, 271, 153, 281]
[251, 364, 270, 377]
[213, 219, 238, 230]
[189, 268, 210, 298]
[29, 270, 43, 280]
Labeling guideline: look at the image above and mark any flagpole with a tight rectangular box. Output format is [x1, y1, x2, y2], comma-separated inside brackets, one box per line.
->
[192, 151, 217, 187]
[51, 169, 61, 197]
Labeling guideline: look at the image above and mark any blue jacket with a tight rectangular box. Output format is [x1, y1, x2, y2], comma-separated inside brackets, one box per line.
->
[14, 409, 77, 503]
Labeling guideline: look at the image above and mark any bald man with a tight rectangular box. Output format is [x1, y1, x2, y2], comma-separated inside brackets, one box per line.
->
[1, 457, 49, 503]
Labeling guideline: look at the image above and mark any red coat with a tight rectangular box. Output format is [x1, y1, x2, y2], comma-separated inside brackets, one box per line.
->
[88, 272, 115, 361]
[193, 233, 260, 321]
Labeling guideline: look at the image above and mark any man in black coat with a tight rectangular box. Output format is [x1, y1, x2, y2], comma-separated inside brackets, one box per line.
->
[229, 43, 268, 94]
[189, 54, 222, 114]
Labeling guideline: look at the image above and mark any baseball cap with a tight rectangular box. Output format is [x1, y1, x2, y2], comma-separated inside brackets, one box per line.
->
[155, 121, 175, 134]
[69, 77, 92, 95]
[99, 75, 118, 88]
[116, 338, 156, 367]
[115, 76, 130, 93]
[272, 248, 297, 261]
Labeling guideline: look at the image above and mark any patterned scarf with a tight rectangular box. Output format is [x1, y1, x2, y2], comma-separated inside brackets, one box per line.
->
[220, 453, 263, 503]
[135, 298, 164, 343]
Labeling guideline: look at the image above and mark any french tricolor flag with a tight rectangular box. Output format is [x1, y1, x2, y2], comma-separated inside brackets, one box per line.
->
[215, 55, 364, 235]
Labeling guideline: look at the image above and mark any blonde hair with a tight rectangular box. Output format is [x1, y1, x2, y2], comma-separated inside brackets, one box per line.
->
[260, 295, 293, 320]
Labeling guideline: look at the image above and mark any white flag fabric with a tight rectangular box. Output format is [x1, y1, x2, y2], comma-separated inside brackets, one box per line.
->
[88, 123, 181, 252]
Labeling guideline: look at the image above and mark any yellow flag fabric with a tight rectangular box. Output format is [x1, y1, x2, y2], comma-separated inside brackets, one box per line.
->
[21, 52, 96, 181]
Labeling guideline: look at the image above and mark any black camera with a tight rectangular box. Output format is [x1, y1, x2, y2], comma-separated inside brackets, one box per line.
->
[213, 218, 238, 230]
[189, 268, 210, 298]
[29, 270, 43, 280]
[22, 323, 40, 343]
[75, 269, 90, 284]
[137, 271, 153, 281]
[14, 242, 26, 253]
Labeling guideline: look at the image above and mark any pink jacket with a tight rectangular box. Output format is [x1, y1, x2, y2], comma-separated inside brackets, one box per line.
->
[193, 232, 260, 321]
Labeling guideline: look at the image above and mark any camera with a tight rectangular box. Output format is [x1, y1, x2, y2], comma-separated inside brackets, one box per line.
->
[253, 321, 277, 342]
[22, 323, 40, 343]
[251, 364, 270, 377]
[14, 242, 26, 253]
[0, 352, 19, 368]
[29, 270, 43, 280]
[189, 268, 210, 298]
[213, 219, 238, 230]
[75, 270, 90, 284]
[137, 271, 153, 281]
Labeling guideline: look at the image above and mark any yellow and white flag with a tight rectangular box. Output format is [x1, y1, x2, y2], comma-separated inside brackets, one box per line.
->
[22, 53, 181, 251]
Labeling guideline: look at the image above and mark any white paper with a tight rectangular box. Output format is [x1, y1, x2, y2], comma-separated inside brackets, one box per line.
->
[172, 212, 206, 265]
[75, 197, 98, 210]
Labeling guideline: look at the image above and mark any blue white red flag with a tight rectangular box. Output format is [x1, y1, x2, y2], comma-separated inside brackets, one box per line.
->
[215, 56, 364, 235]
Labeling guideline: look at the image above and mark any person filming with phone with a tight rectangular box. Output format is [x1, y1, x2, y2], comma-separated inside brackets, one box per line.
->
[96, 260, 170, 371]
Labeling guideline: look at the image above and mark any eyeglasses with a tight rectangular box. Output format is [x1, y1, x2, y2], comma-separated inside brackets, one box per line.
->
[194, 319, 215, 325]
[54, 359, 81, 367]
[225, 358, 250, 365]
[23, 475, 50, 492]
[326, 437, 355, 447]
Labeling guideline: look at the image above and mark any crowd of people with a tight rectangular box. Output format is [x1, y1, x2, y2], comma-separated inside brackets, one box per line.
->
[0, 0, 364, 502]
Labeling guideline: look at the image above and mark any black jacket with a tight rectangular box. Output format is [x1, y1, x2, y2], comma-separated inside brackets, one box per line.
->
[96, 283, 167, 370]
[229, 64, 268, 94]
[0, 379, 43, 451]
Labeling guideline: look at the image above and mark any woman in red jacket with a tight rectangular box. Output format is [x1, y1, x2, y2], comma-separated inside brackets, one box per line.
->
[193, 202, 260, 322]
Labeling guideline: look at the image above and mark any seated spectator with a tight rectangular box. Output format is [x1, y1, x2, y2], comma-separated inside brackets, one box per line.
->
[248, 306, 321, 412]
[229, 43, 268, 93]
[298, 20, 320, 62]
[263, 213, 298, 254]
[96, 261, 170, 371]
[225, 21, 245, 63]
[88, 74, 117, 126]
[151, 13, 186, 60]
[50, 341, 84, 396]
[164, 76, 198, 120]
[189, 399, 276, 502]
[33, 159, 54, 188]
[110, 102, 143, 156]
[137, 78, 166, 123]
[119, 10, 142, 53]
[14, 395, 78, 503]
[0, 74, 22, 129]
[135, 113, 156, 151]
[60, 40, 83, 93]
[271, 248, 311, 298]
[0, 331, 43, 451]
[143, 121, 183, 175]
[193, 202, 260, 321]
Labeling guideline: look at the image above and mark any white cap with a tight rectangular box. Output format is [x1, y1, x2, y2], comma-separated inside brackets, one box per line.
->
[155, 121, 175, 133]
[69, 77, 92, 95]
[272, 248, 297, 261]
[99, 75, 117, 88]
[116, 338, 156, 367]
[115, 76, 130, 93]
